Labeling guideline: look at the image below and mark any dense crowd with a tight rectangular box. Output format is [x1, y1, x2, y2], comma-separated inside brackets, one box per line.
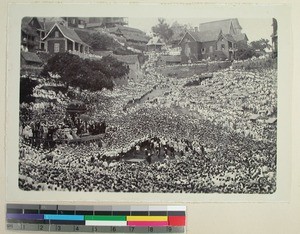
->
[19, 52, 277, 194]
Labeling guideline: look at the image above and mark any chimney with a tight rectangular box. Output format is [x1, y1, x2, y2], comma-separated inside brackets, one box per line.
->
[194, 27, 198, 32]
[43, 18, 46, 30]
[65, 17, 68, 27]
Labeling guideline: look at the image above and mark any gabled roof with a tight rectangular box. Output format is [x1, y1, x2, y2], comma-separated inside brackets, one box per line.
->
[37, 17, 66, 31]
[42, 23, 90, 46]
[112, 54, 139, 64]
[222, 34, 235, 42]
[21, 17, 32, 26]
[199, 18, 242, 34]
[21, 51, 42, 64]
[21, 17, 40, 36]
[180, 30, 222, 44]
[21, 24, 38, 36]
[232, 33, 248, 42]
[115, 25, 145, 34]
[147, 37, 164, 46]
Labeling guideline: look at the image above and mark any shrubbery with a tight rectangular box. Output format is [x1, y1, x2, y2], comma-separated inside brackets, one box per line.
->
[41, 52, 129, 91]
[20, 77, 38, 104]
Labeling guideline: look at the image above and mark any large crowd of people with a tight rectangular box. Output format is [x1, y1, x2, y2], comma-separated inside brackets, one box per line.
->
[18, 52, 277, 194]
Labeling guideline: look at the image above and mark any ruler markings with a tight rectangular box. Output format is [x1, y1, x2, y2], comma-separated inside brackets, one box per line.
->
[6, 204, 186, 233]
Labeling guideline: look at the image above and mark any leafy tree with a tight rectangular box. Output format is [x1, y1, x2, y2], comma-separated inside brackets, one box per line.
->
[235, 42, 257, 60]
[152, 18, 173, 43]
[250, 38, 272, 53]
[20, 77, 38, 104]
[169, 21, 192, 44]
[41, 52, 129, 91]
[88, 32, 121, 51]
[75, 29, 122, 51]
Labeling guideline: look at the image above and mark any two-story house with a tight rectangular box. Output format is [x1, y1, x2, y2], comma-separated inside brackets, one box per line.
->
[42, 23, 90, 54]
[179, 19, 248, 62]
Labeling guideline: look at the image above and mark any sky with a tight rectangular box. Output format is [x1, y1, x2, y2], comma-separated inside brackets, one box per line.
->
[127, 18, 273, 42]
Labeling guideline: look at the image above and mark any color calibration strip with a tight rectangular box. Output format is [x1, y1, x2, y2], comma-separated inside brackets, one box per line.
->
[6, 204, 186, 233]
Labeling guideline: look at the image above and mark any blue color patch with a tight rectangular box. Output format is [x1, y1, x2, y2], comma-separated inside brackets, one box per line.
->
[44, 214, 84, 221]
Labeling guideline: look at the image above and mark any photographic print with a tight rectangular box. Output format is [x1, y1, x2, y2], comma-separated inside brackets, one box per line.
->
[18, 16, 278, 194]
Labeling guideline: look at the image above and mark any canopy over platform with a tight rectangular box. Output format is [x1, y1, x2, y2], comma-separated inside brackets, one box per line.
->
[125, 159, 145, 163]
[66, 101, 87, 114]
[67, 133, 104, 143]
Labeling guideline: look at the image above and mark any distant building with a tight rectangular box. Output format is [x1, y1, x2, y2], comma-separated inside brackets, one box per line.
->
[62, 17, 128, 30]
[147, 37, 164, 52]
[21, 51, 43, 66]
[156, 55, 181, 66]
[179, 18, 248, 62]
[21, 17, 44, 52]
[42, 23, 90, 54]
[21, 17, 70, 52]
[63, 17, 86, 29]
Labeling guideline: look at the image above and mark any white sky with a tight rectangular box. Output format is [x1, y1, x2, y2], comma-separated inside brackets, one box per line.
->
[127, 18, 273, 42]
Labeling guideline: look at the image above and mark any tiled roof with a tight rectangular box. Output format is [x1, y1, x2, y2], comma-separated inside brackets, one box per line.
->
[21, 24, 38, 36]
[59, 24, 85, 44]
[21, 17, 39, 36]
[43, 23, 89, 46]
[188, 30, 222, 42]
[115, 25, 144, 33]
[86, 22, 103, 28]
[21, 52, 42, 63]
[21, 17, 32, 26]
[232, 33, 248, 42]
[199, 18, 242, 34]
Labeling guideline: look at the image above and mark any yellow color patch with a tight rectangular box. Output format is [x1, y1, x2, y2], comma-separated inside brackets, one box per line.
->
[126, 216, 168, 221]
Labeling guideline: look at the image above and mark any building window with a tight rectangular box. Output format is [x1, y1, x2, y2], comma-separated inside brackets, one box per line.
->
[221, 44, 225, 50]
[72, 18, 76, 24]
[209, 46, 213, 53]
[55, 31, 59, 38]
[201, 48, 206, 54]
[54, 43, 60, 53]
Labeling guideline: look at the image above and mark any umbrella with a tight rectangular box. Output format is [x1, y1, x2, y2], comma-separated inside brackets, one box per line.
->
[249, 114, 259, 120]
[266, 118, 277, 124]
[79, 114, 91, 122]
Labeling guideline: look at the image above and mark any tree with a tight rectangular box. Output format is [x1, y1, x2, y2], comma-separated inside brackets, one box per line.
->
[88, 32, 121, 51]
[235, 42, 257, 60]
[75, 29, 122, 51]
[20, 77, 38, 104]
[41, 52, 129, 91]
[250, 39, 272, 53]
[152, 18, 173, 43]
[169, 21, 191, 44]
